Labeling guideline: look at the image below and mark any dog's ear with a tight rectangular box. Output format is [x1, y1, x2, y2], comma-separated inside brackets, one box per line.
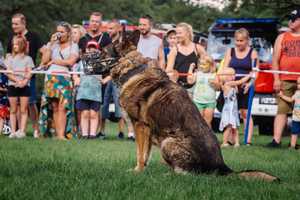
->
[118, 30, 140, 55]
[129, 30, 140, 47]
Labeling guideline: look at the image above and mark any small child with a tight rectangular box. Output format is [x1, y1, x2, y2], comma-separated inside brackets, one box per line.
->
[164, 29, 177, 61]
[219, 67, 251, 147]
[187, 55, 218, 128]
[5, 36, 33, 139]
[278, 77, 300, 150]
[73, 41, 102, 139]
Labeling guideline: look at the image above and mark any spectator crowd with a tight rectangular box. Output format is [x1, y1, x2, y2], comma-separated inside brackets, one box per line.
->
[0, 9, 300, 150]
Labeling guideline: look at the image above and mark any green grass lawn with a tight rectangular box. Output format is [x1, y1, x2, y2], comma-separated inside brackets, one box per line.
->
[0, 122, 299, 200]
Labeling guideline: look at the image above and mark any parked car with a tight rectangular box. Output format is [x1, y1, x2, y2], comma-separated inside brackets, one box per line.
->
[207, 18, 282, 135]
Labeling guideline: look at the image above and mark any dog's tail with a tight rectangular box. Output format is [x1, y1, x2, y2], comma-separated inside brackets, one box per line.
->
[236, 170, 280, 182]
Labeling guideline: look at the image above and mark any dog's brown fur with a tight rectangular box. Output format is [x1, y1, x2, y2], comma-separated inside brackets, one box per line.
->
[109, 35, 279, 182]
[111, 51, 232, 174]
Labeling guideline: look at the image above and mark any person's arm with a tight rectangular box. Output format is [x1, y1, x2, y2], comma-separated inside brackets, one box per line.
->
[50, 54, 78, 67]
[40, 33, 61, 67]
[209, 75, 221, 91]
[222, 48, 232, 69]
[6, 73, 18, 83]
[158, 41, 165, 69]
[196, 44, 208, 59]
[5, 57, 18, 83]
[0, 86, 7, 92]
[24, 57, 33, 80]
[251, 49, 260, 68]
[166, 46, 178, 82]
[72, 62, 82, 86]
[50, 43, 79, 69]
[236, 73, 252, 86]
[165, 46, 177, 73]
[272, 34, 284, 92]
[73, 75, 80, 86]
[101, 75, 112, 85]
[227, 74, 251, 87]
[187, 63, 196, 84]
[40, 46, 52, 67]
[18, 57, 33, 88]
[221, 84, 230, 96]
[18, 67, 32, 88]
[278, 91, 295, 103]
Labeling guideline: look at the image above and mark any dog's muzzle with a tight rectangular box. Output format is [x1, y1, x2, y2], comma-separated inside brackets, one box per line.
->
[81, 51, 118, 75]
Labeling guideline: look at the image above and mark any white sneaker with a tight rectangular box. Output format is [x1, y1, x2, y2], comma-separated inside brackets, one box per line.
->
[33, 130, 39, 138]
[234, 143, 240, 148]
[128, 132, 135, 138]
[9, 131, 18, 139]
[221, 143, 230, 148]
[16, 131, 26, 138]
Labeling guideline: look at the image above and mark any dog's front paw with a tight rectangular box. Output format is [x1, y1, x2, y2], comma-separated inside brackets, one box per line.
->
[126, 166, 144, 173]
[126, 168, 135, 173]
[134, 165, 144, 172]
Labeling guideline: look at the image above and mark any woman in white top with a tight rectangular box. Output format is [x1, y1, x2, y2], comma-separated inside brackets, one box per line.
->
[40, 22, 79, 140]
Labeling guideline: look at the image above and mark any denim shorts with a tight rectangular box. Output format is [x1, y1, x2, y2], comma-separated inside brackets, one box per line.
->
[291, 121, 300, 135]
[76, 99, 101, 111]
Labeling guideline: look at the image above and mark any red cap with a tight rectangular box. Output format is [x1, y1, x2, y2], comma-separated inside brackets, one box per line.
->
[86, 40, 99, 49]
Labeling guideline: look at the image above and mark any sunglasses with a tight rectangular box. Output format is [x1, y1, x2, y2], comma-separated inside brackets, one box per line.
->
[57, 21, 71, 28]
[288, 15, 300, 23]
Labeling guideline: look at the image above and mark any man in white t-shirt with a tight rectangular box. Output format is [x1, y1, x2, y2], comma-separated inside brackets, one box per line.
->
[137, 15, 165, 69]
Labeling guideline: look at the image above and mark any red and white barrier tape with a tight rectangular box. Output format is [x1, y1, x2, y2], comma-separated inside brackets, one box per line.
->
[253, 68, 300, 76]
[0, 67, 300, 77]
[0, 69, 84, 76]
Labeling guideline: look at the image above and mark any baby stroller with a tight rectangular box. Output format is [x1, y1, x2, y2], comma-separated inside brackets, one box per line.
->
[2, 118, 11, 135]
[0, 71, 10, 136]
[0, 105, 10, 135]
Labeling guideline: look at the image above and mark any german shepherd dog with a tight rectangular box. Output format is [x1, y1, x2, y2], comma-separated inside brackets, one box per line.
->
[107, 31, 279, 182]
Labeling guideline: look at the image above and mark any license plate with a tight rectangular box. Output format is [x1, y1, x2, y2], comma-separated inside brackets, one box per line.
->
[259, 97, 277, 105]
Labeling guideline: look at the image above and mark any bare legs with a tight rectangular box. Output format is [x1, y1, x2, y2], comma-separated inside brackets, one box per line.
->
[9, 97, 29, 137]
[222, 125, 239, 147]
[273, 114, 287, 143]
[52, 100, 67, 140]
[81, 109, 99, 137]
[29, 103, 39, 137]
[200, 108, 214, 128]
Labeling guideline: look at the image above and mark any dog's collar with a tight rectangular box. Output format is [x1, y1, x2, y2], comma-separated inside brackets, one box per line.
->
[118, 64, 147, 86]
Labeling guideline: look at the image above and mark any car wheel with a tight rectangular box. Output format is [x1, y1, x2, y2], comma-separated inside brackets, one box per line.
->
[255, 116, 274, 135]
